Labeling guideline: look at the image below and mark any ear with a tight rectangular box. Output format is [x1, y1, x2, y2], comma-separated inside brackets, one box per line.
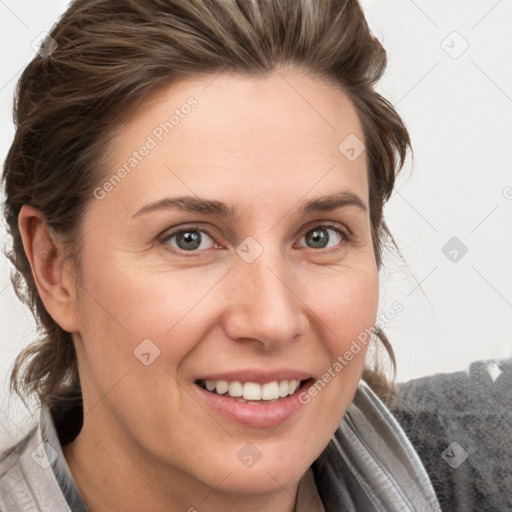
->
[18, 204, 80, 333]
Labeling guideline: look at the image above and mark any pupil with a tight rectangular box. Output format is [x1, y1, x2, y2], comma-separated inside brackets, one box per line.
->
[177, 231, 201, 250]
[307, 228, 328, 248]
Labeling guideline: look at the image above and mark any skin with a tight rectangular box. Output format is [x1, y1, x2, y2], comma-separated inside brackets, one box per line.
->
[19, 66, 379, 512]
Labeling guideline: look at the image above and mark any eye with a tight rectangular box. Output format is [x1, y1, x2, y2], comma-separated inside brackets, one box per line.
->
[160, 222, 349, 256]
[162, 228, 217, 252]
[298, 223, 348, 250]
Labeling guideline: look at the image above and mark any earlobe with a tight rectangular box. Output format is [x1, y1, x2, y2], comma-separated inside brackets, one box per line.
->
[18, 204, 80, 333]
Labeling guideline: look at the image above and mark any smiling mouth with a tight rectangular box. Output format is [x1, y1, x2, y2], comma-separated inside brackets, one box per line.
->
[195, 378, 311, 404]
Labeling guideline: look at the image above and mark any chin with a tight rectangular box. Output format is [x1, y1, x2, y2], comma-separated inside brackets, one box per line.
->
[206, 461, 304, 496]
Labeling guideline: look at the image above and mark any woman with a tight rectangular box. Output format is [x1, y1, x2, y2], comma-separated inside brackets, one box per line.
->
[1, 0, 501, 510]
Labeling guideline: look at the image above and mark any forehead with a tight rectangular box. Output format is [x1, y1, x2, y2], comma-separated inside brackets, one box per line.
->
[99, 68, 368, 216]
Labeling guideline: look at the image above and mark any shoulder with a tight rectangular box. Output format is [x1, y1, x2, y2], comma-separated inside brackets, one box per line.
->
[0, 409, 73, 512]
[0, 426, 38, 511]
[388, 358, 512, 511]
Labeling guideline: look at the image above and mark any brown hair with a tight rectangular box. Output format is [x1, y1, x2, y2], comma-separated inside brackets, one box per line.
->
[2, 0, 409, 407]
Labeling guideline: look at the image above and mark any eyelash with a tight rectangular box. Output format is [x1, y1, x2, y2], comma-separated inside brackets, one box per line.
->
[160, 221, 352, 257]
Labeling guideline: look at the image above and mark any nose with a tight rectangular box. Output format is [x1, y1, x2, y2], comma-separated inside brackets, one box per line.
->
[222, 248, 309, 350]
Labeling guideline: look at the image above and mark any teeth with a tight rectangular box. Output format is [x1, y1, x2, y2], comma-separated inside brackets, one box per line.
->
[201, 379, 302, 401]
[278, 380, 289, 398]
[261, 382, 280, 400]
[215, 380, 229, 395]
[228, 381, 243, 397]
[288, 379, 299, 395]
[243, 382, 261, 400]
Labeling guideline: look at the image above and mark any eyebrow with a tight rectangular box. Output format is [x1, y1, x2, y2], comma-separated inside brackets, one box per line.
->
[300, 191, 368, 214]
[132, 191, 368, 218]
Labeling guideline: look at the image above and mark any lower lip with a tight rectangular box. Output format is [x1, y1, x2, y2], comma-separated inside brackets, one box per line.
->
[194, 381, 312, 429]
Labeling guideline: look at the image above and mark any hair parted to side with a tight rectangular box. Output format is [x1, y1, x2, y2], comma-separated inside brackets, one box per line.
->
[2, 0, 410, 408]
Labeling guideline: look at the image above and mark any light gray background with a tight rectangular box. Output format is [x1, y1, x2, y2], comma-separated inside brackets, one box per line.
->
[1, 0, 511, 437]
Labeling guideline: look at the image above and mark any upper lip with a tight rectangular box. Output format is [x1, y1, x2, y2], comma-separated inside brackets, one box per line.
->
[195, 369, 312, 385]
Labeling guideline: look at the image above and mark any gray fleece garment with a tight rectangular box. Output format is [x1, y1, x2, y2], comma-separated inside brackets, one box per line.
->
[389, 358, 512, 511]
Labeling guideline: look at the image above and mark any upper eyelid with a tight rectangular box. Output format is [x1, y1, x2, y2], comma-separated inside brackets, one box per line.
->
[160, 224, 217, 242]
[296, 222, 351, 246]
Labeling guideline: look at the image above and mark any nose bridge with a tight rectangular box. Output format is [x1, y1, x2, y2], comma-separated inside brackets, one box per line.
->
[224, 242, 307, 347]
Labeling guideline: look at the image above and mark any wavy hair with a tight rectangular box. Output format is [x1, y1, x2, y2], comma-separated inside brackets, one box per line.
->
[2, 0, 410, 407]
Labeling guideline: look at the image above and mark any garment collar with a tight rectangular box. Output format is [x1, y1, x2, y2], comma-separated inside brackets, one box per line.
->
[312, 380, 440, 511]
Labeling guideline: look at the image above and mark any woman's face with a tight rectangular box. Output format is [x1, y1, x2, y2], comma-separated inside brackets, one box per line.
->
[71, 68, 379, 499]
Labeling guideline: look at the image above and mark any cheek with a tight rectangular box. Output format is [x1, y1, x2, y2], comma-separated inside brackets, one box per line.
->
[310, 266, 379, 355]
[78, 242, 210, 334]
[74, 249, 230, 379]
[302, 267, 379, 420]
